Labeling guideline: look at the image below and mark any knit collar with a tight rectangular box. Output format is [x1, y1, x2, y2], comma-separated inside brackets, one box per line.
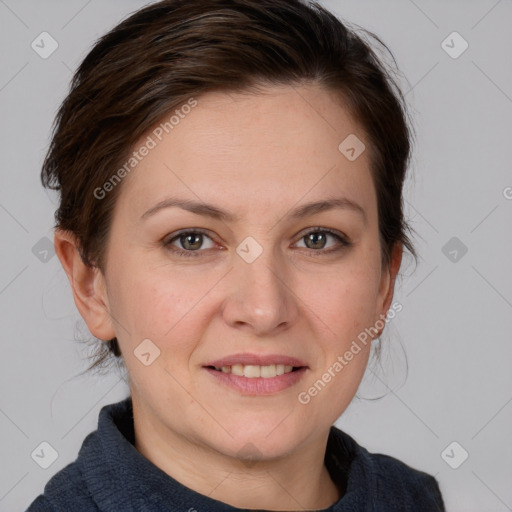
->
[78, 396, 373, 511]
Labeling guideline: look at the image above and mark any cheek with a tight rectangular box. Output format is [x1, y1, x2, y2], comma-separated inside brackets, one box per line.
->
[107, 262, 208, 350]
[109, 268, 209, 394]
[302, 260, 382, 344]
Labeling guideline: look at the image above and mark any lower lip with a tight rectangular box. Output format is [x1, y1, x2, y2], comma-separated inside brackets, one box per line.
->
[204, 367, 307, 395]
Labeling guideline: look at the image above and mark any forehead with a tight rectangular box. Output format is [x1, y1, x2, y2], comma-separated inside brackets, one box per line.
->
[115, 84, 376, 220]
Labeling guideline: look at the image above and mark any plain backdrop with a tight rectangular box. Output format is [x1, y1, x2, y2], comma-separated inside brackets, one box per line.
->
[0, 1, 511, 511]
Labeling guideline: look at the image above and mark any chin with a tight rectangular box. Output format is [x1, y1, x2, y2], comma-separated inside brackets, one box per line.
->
[201, 416, 312, 462]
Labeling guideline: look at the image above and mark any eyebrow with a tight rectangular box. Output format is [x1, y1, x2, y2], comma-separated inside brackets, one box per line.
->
[140, 196, 366, 224]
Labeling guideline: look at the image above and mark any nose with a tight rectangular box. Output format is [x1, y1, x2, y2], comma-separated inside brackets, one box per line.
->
[221, 246, 299, 336]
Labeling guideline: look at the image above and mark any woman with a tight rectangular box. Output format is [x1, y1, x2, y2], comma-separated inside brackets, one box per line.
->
[27, 0, 445, 510]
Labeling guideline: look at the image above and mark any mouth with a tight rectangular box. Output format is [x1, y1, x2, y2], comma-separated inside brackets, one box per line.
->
[202, 354, 308, 395]
[205, 364, 303, 378]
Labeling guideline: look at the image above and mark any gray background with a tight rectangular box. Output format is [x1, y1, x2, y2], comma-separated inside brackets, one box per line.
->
[1, 0, 511, 510]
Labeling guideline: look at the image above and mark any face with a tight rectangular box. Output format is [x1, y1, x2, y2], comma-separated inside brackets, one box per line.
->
[83, 84, 399, 461]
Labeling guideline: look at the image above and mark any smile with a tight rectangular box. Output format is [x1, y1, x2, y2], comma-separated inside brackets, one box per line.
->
[204, 366, 307, 394]
[209, 364, 297, 378]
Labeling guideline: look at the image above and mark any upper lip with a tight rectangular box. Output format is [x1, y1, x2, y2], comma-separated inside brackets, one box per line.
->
[204, 353, 308, 368]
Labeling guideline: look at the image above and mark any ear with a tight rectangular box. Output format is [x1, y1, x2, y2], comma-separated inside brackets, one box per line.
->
[375, 242, 403, 332]
[54, 229, 116, 341]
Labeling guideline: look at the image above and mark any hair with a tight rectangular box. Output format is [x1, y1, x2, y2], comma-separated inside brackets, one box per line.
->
[42, 0, 417, 373]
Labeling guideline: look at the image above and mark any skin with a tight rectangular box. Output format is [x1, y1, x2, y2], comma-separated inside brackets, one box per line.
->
[55, 83, 402, 511]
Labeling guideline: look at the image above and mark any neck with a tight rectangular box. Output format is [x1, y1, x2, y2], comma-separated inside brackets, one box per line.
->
[132, 403, 341, 510]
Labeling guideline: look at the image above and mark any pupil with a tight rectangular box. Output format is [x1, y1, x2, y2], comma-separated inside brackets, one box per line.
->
[307, 232, 326, 249]
[182, 233, 202, 250]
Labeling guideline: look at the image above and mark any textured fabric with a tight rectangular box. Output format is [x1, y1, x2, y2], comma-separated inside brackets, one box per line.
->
[26, 397, 445, 511]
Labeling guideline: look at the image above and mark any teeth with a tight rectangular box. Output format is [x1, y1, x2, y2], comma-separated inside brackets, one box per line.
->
[260, 365, 275, 378]
[212, 364, 297, 378]
[244, 365, 261, 378]
[231, 364, 244, 376]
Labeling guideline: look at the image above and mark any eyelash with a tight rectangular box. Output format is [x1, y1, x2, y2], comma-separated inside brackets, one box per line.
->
[164, 227, 352, 258]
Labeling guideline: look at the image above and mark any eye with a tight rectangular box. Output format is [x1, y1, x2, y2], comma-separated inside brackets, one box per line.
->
[164, 227, 351, 258]
[164, 229, 216, 257]
[294, 228, 351, 254]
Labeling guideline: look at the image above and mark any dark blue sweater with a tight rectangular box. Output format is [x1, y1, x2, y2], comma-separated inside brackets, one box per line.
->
[26, 397, 445, 511]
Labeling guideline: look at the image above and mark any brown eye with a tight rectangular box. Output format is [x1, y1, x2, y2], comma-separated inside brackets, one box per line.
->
[295, 228, 351, 254]
[179, 233, 203, 251]
[165, 229, 216, 257]
[304, 231, 329, 250]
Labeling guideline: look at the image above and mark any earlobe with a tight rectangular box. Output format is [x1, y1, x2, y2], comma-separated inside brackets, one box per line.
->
[377, 243, 403, 330]
[54, 229, 116, 341]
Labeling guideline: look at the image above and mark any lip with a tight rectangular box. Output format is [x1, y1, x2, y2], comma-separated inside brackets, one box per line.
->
[202, 353, 309, 396]
[204, 353, 308, 368]
[204, 367, 308, 395]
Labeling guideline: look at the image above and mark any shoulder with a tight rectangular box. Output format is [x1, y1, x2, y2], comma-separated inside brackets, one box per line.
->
[25, 495, 55, 512]
[328, 426, 445, 511]
[25, 398, 133, 512]
[370, 451, 444, 509]
[25, 455, 99, 512]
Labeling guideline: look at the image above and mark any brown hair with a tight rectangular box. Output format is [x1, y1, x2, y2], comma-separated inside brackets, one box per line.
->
[42, 0, 416, 372]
